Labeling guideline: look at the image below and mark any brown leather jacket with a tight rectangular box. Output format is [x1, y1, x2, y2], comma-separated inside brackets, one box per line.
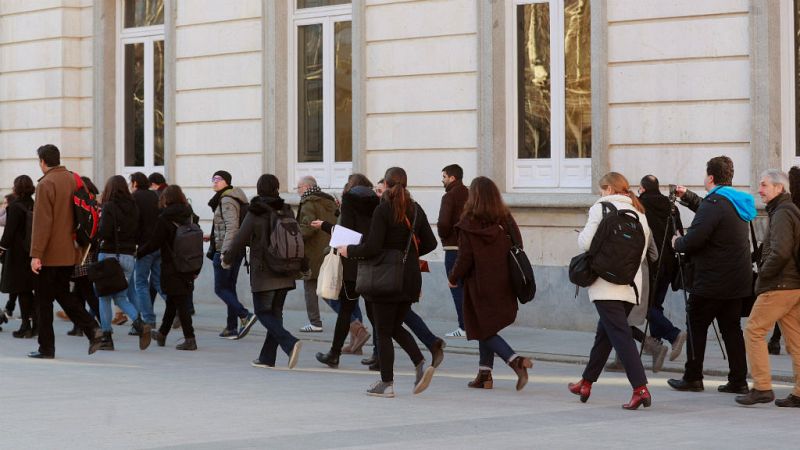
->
[31, 166, 82, 266]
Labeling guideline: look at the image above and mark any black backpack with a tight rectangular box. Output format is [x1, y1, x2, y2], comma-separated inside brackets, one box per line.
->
[170, 219, 204, 273]
[71, 172, 100, 247]
[588, 202, 646, 297]
[264, 206, 305, 275]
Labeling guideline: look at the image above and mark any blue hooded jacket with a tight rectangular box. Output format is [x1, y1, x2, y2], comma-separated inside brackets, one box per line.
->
[708, 186, 757, 222]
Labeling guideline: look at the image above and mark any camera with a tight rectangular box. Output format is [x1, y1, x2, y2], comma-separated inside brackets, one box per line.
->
[668, 184, 678, 202]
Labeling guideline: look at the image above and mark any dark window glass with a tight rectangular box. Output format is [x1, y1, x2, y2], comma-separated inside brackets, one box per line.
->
[124, 43, 145, 167]
[334, 21, 352, 162]
[796, 0, 800, 156]
[154, 40, 165, 166]
[124, 0, 164, 28]
[517, 4, 551, 159]
[298, 24, 324, 163]
[297, 0, 350, 9]
[564, 0, 591, 158]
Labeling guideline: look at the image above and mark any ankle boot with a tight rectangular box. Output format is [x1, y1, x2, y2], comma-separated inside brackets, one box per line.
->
[316, 351, 340, 368]
[468, 370, 493, 389]
[568, 379, 593, 403]
[99, 332, 115, 351]
[12, 320, 31, 339]
[509, 356, 533, 391]
[643, 337, 668, 373]
[340, 321, 359, 354]
[67, 324, 84, 337]
[152, 329, 166, 347]
[623, 385, 652, 410]
[176, 338, 197, 351]
[349, 321, 371, 355]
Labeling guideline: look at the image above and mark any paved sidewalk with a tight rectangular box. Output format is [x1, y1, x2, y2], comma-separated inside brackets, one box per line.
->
[182, 301, 796, 384]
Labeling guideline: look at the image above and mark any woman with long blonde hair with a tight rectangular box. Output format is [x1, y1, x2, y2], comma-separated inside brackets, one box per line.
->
[569, 172, 653, 409]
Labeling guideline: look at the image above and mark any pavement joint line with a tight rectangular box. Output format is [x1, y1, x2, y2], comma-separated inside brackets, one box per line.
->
[1, 356, 142, 369]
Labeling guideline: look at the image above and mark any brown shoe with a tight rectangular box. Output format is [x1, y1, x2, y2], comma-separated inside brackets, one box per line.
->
[340, 321, 359, 354]
[509, 356, 533, 391]
[468, 370, 493, 389]
[348, 321, 371, 355]
[111, 312, 128, 326]
[56, 310, 70, 321]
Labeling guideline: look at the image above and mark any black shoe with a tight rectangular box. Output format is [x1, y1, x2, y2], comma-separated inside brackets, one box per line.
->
[368, 361, 380, 372]
[176, 338, 197, 351]
[430, 338, 446, 368]
[775, 394, 800, 407]
[361, 355, 377, 366]
[88, 329, 104, 355]
[27, 351, 54, 359]
[67, 325, 84, 337]
[768, 340, 781, 355]
[735, 388, 774, 405]
[667, 378, 704, 392]
[718, 382, 749, 394]
[152, 329, 166, 347]
[98, 332, 114, 351]
[316, 351, 340, 368]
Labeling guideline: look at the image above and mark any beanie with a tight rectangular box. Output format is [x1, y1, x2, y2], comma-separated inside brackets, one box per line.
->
[213, 170, 232, 186]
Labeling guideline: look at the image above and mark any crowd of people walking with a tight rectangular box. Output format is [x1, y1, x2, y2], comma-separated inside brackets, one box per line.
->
[1, 145, 799, 409]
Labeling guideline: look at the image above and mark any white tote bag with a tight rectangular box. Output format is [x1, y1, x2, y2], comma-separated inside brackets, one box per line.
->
[316, 248, 343, 299]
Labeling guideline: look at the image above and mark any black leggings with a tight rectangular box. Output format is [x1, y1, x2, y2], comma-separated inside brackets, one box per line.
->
[159, 294, 194, 339]
[372, 301, 424, 382]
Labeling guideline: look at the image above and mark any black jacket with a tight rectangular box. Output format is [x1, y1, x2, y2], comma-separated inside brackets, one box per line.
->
[132, 188, 160, 247]
[437, 179, 469, 247]
[347, 200, 437, 303]
[0, 197, 34, 294]
[321, 186, 380, 282]
[755, 193, 800, 295]
[674, 189, 752, 299]
[639, 190, 683, 277]
[97, 198, 139, 255]
[136, 203, 199, 296]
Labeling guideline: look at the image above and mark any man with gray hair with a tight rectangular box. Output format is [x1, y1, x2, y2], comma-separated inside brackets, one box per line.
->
[296, 176, 339, 332]
[736, 169, 800, 407]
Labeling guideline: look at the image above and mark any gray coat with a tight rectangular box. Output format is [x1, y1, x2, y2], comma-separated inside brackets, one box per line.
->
[224, 195, 296, 293]
[755, 193, 800, 295]
[213, 187, 248, 254]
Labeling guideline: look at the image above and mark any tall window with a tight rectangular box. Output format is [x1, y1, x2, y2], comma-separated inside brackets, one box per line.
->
[292, 1, 352, 189]
[508, 0, 591, 189]
[118, 0, 165, 173]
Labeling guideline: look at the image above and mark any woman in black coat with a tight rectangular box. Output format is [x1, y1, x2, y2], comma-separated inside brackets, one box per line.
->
[137, 185, 200, 351]
[0, 175, 36, 337]
[313, 174, 380, 368]
[338, 167, 438, 398]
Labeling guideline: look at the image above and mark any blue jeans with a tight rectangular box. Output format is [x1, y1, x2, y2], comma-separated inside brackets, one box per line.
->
[253, 289, 298, 366]
[648, 272, 681, 343]
[213, 252, 247, 331]
[403, 308, 437, 351]
[134, 250, 164, 325]
[324, 297, 363, 323]
[478, 335, 515, 369]
[444, 250, 465, 329]
[97, 253, 138, 333]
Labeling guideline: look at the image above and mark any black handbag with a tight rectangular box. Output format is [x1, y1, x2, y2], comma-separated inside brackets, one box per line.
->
[88, 206, 128, 297]
[356, 207, 417, 296]
[504, 220, 536, 304]
[569, 252, 597, 287]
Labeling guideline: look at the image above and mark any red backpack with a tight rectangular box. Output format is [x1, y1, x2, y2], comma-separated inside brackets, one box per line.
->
[71, 173, 100, 247]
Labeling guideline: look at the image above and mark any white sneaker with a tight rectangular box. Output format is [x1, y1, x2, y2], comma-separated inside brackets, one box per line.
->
[299, 324, 323, 333]
[445, 328, 466, 338]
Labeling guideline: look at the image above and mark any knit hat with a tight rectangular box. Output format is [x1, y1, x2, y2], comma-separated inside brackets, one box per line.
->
[213, 170, 232, 185]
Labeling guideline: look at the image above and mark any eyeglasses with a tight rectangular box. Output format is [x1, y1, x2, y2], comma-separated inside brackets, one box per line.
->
[211, 176, 224, 183]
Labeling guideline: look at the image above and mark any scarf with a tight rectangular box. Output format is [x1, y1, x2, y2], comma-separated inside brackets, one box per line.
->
[208, 185, 233, 212]
[301, 185, 323, 200]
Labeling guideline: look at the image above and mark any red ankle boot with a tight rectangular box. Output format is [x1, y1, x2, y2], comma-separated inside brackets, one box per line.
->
[568, 379, 592, 403]
[623, 385, 652, 410]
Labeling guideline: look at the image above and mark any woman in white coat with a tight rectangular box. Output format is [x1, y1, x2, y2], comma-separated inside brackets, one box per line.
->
[568, 172, 653, 410]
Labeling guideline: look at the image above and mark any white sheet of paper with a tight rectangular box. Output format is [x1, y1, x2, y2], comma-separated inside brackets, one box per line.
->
[329, 225, 363, 247]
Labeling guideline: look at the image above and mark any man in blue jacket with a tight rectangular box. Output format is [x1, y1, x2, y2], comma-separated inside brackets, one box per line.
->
[667, 156, 754, 394]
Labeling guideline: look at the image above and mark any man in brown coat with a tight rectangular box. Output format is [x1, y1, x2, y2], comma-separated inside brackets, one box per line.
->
[28, 144, 103, 358]
[437, 164, 469, 338]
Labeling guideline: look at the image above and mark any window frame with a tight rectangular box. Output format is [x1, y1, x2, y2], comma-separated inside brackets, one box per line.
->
[115, 0, 165, 177]
[781, 0, 799, 170]
[288, 2, 353, 190]
[505, 0, 592, 192]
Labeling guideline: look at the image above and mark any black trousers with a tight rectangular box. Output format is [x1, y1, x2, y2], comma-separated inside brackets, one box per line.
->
[583, 300, 648, 388]
[372, 301, 424, 382]
[330, 281, 359, 355]
[4, 293, 17, 314]
[683, 294, 747, 383]
[159, 294, 194, 339]
[71, 276, 100, 322]
[35, 266, 98, 355]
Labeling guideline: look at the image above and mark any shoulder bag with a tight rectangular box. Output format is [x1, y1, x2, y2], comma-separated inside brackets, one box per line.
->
[505, 220, 536, 304]
[88, 204, 129, 297]
[356, 206, 417, 296]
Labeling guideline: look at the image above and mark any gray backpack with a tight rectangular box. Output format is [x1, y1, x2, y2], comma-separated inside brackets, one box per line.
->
[264, 206, 305, 275]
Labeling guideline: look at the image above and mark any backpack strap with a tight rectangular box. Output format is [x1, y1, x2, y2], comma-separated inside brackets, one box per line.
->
[600, 201, 617, 217]
[401, 205, 418, 263]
